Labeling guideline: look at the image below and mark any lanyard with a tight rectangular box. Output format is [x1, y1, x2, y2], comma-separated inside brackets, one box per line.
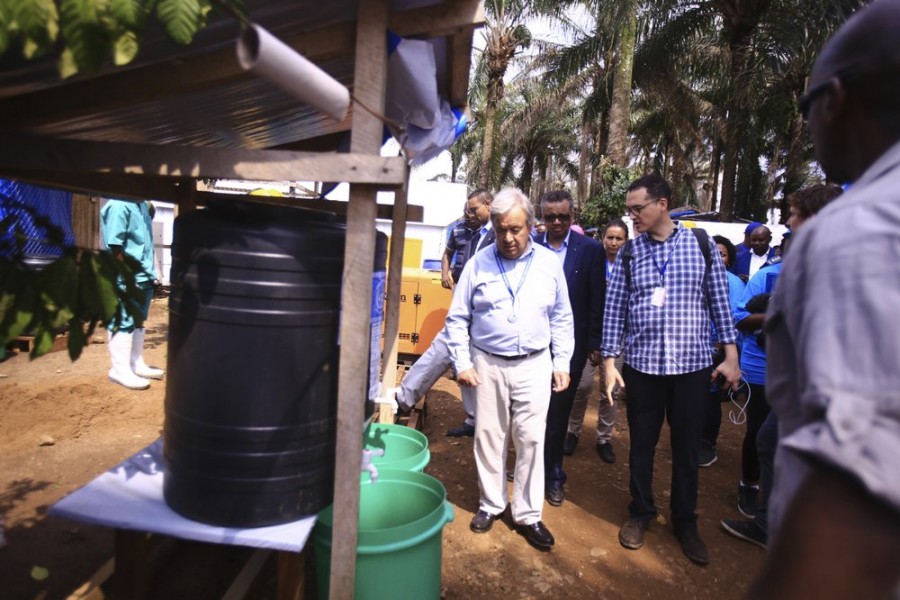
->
[649, 228, 683, 284]
[494, 247, 535, 308]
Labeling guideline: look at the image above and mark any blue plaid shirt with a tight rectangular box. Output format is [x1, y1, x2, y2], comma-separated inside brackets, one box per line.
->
[601, 223, 737, 375]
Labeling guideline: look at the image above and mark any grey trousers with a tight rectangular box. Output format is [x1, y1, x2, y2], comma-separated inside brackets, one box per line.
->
[567, 357, 623, 443]
[397, 328, 476, 426]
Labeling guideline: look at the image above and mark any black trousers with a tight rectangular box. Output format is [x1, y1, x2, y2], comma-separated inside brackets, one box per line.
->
[623, 364, 711, 531]
[544, 356, 586, 489]
[742, 383, 771, 483]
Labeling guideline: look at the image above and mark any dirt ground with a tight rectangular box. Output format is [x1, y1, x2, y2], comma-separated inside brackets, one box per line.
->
[0, 295, 764, 599]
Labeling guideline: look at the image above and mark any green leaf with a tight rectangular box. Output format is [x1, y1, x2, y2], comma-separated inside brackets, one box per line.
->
[67, 318, 86, 361]
[109, 0, 146, 29]
[58, 47, 80, 78]
[0, 3, 9, 56]
[1, 281, 36, 343]
[0, 262, 25, 325]
[91, 253, 120, 321]
[11, 0, 60, 58]
[113, 29, 138, 65]
[31, 326, 54, 358]
[156, 0, 201, 45]
[59, 0, 112, 73]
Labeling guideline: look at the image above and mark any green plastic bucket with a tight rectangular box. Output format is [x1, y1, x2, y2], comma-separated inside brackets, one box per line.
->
[313, 469, 454, 600]
[363, 423, 430, 472]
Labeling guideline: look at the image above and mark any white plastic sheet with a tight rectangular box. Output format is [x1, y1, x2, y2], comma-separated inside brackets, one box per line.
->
[50, 439, 316, 553]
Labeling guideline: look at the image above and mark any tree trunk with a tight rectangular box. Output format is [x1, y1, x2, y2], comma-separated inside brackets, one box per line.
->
[479, 103, 497, 189]
[606, 13, 637, 167]
[780, 111, 807, 222]
[710, 138, 721, 212]
[720, 111, 739, 221]
[577, 119, 592, 208]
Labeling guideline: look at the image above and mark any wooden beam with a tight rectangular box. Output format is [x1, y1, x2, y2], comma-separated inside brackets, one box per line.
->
[0, 1, 483, 132]
[449, 28, 476, 108]
[329, 0, 391, 597]
[0, 169, 184, 202]
[391, 0, 484, 39]
[0, 134, 407, 186]
[377, 175, 409, 423]
[195, 191, 424, 223]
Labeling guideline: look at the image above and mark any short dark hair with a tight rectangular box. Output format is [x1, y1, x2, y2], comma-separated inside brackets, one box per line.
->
[603, 217, 629, 239]
[787, 183, 842, 219]
[540, 190, 574, 211]
[713, 234, 737, 267]
[468, 188, 493, 204]
[627, 173, 671, 202]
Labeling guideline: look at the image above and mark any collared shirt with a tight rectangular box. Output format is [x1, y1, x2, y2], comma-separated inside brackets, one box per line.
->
[601, 223, 737, 375]
[766, 138, 900, 539]
[100, 199, 157, 284]
[748, 250, 769, 278]
[445, 219, 477, 282]
[539, 230, 570, 265]
[446, 242, 574, 373]
[465, 221, 494, 264]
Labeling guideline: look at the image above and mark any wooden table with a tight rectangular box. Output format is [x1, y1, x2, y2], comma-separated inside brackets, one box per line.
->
[50, 439, 316, 600]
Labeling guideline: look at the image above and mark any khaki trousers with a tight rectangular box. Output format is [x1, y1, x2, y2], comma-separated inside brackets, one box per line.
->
[472, 346, 552, 525]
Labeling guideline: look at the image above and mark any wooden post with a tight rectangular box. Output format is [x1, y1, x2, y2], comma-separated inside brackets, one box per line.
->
[71, 194, 101, 250]
[275, 551, 306, 600]
[329, 1, 391, 598]
[113, 530, 148, 600]
[377, 175, 409, 423]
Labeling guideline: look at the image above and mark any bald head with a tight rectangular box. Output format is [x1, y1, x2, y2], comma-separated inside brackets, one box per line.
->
[806, 1, 900, 183]
[750, 226, 771, 257]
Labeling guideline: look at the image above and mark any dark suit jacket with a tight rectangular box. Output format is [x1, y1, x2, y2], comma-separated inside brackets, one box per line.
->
[542, 231, 605, 374]
[462, 226, 496, 267]
[731, 247, 776, 278]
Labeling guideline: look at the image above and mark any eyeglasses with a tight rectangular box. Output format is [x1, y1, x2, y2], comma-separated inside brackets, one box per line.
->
[799, 80, 832, 121]
[625, 199, 659, 217]
[543, 213, 571, 223]
[798, 66, 875, 121]
[464, 204, 483, 216]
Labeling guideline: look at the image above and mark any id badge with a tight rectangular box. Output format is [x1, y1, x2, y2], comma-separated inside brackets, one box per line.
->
[651, 286, 667, 307]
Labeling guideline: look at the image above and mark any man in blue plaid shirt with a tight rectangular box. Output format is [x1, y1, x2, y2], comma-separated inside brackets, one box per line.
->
[601, 173, 741, 566]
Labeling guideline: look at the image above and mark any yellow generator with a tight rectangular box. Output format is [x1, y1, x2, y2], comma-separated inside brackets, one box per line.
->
[396, 268, 452, 356]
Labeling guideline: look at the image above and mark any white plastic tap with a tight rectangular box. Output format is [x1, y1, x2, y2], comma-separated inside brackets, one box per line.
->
[361, 448, 385, 483]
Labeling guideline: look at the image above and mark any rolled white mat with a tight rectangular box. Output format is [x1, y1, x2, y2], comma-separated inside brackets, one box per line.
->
[236, 23, 350, 122]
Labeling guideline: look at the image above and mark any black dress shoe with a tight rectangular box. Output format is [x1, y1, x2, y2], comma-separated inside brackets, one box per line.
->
[596, 441, 616, 464]
[447, 422, 475, 437]
[517, 521, 555, 550]
[546, 485, 565, 507]
[563, 433, 579, 456]
[470, 509, 499, 533]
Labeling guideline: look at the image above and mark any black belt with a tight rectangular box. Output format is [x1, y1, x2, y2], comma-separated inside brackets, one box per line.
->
[474, 346, 546, 361]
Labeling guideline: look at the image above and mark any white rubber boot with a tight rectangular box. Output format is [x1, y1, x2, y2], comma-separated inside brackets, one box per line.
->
[108, 331, 150, 390]
[131, 329, 165, 380]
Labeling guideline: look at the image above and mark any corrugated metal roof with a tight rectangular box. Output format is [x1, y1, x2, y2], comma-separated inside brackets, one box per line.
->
[0, 0, 475, 150]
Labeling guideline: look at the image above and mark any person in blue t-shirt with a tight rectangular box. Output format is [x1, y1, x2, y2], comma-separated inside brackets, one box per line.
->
[699, 235, 746, 467]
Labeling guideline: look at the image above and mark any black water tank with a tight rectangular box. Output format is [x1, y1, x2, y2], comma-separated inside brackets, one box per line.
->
[163, 202, 344, 527]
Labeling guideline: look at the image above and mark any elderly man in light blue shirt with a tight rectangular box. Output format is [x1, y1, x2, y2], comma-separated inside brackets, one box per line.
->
[446, 188, 574, 551]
